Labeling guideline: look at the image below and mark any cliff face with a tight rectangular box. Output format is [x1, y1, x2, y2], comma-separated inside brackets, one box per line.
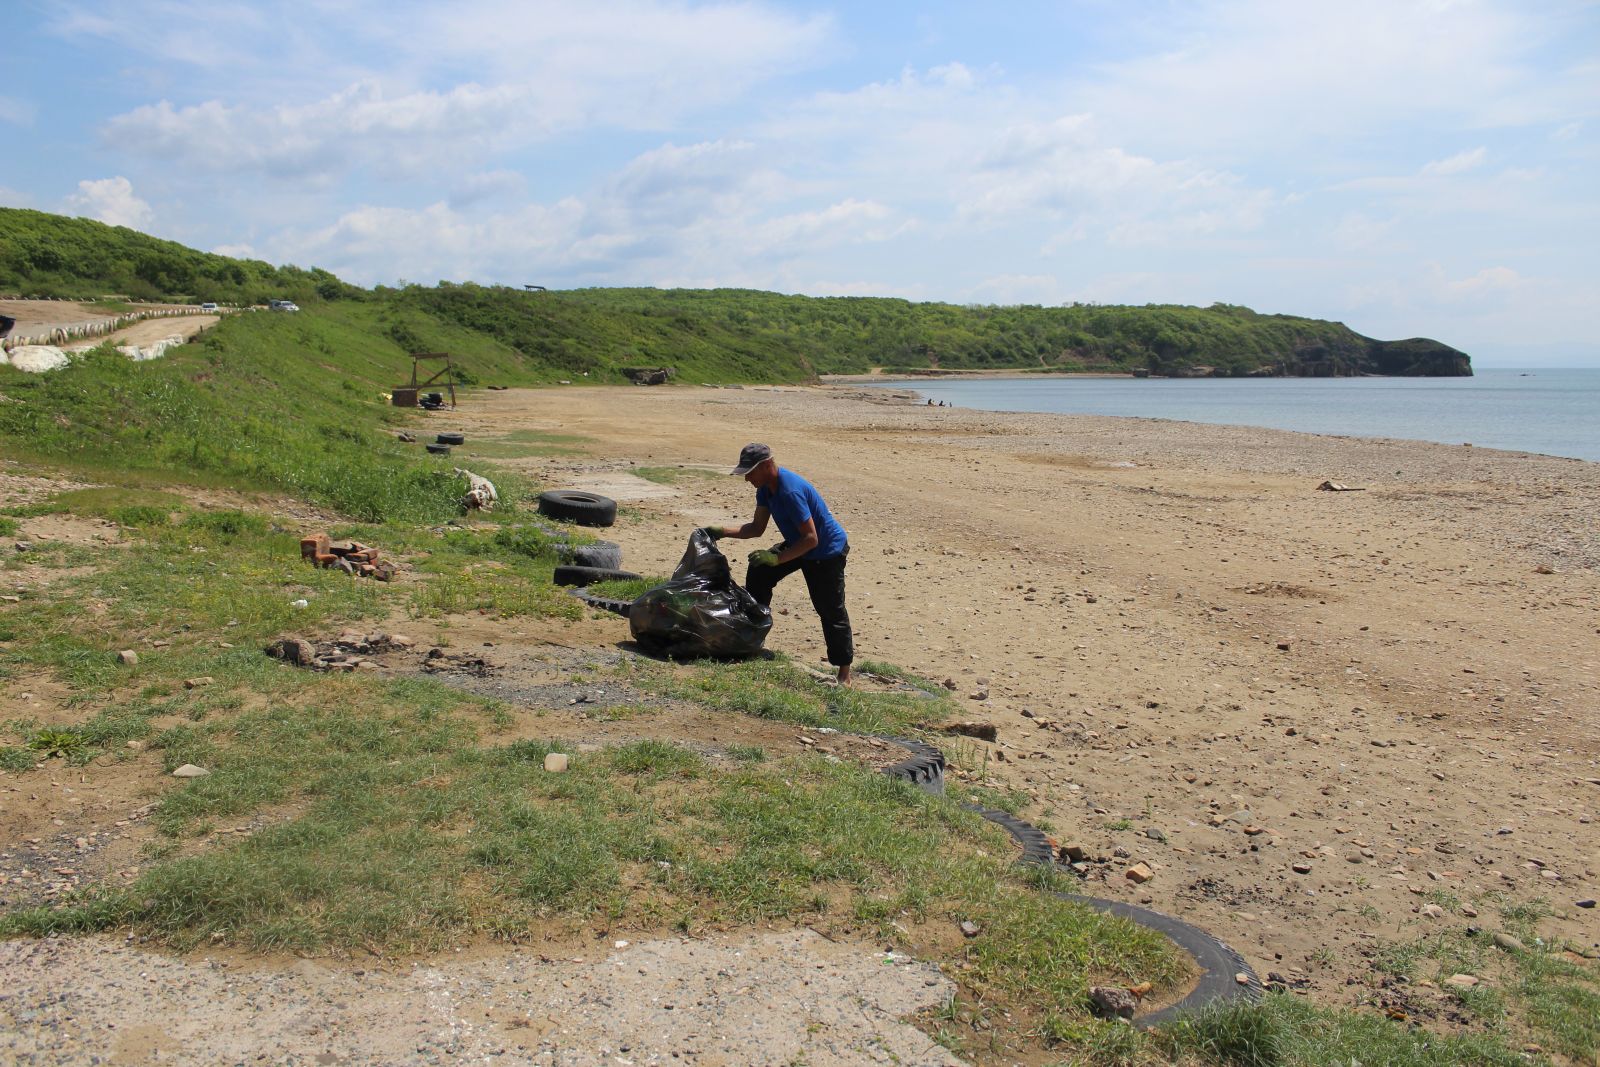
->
[1362, 338, 1473, 377]
[1247, 336, 1472, 378]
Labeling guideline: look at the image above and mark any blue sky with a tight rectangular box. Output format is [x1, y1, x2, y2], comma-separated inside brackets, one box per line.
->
[3, 0, 1597, 366]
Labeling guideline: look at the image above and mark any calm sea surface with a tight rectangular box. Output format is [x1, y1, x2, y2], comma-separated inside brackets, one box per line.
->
[870, 368, 1600, 463]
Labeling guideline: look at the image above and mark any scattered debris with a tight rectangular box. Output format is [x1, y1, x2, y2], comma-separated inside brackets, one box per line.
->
[421, 646, 496, 677]
[1088, 985, 1138, 1020]
[115, 649, 139, 665]
[941, 721, 997, 742]
[1125, 863, 1154, 884]
[621, 367, 674, 386]
[1316, 480, 1367, 492]
[265, 632, 415, 672]
[958, 920, 980, 939]
[299, 531, 396, 581]
[183, 676, 214, 689]
[171, 764, 211, 778]
[544, 753, 570, 773]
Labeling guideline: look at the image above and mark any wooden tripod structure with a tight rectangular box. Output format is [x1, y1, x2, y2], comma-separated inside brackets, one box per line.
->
[409, 351, 457, 408]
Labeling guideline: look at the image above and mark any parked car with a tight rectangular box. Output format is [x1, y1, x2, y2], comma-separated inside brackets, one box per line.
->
[200, 302, 219, 312]
[269, 300, 300, 312]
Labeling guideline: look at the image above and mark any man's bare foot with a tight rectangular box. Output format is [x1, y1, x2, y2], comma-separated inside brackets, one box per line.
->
[836, 665, 852, 686]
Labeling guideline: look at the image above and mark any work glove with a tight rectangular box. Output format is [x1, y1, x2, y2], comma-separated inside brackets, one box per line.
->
[747, 548, 780, 569]
[696, 526, 723, 541]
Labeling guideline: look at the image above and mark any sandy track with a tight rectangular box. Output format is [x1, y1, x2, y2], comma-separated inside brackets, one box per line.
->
[1, 929, 960, 1066]
[64, 313, 218, 351]
[0, 299, 118, 335]
[0, 299, 217, 351]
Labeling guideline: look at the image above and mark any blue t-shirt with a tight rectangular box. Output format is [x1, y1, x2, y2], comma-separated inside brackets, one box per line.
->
[756, 468, 848, 560]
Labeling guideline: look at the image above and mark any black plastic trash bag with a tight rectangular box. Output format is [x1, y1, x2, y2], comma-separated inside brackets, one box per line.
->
[629, 530, 772, 659]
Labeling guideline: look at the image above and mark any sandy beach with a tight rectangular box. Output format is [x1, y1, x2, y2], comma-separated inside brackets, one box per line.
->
[460, 381, 1599, 993]
[4, 380, 1597, 1064]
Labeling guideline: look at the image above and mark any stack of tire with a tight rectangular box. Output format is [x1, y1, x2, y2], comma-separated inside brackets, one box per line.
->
[538, 490, 637, 600]
[426, 432, 464, 456]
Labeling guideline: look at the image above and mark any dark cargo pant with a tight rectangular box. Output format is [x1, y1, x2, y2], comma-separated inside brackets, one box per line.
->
[745, 546, 853, 668]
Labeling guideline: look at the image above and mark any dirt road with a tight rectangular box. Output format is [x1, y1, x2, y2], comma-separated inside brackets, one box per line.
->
[0, 298, 217, 351]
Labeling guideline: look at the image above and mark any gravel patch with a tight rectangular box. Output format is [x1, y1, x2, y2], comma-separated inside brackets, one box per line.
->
[0, 929, 963, 1066]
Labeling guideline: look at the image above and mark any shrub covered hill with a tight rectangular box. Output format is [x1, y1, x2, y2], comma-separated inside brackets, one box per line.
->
[2, 207, 1470, 378]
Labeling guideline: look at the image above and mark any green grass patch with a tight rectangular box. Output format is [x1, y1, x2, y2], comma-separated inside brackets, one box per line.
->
[1, 711, 1185, 1025]
[0, 308, 533, 523]
[1364, 905, 1600, 1063]
[631, 465, 724, 485]
[1153, 994, 1531, 1067]
[459, 429, 592, 460]
[614, 655, 951, 735]
[585, 575, 668, 601]
[4, 486, 187, 521]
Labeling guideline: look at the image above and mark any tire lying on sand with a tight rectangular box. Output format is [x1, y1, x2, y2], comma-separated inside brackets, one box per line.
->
[537, 490, 617, 527]
[571, 540, 623, 569]
[425, 443, 452, 455]
[553, 565, 640, 587]
[436, 432, 465, 445]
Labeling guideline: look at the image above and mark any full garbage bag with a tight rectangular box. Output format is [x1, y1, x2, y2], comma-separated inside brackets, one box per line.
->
[629, 530, 772, 659]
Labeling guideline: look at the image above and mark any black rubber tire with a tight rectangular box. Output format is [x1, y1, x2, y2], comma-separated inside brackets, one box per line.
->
[436, 432, 465, 445]
[880, 738, 1262, 1028]
[1060, 896, 1260, 1027]
[571, 588, 634, 616]
[571, 540, 623, 569]
[537, 490, 617, 527]
[553, 565, 639, 587]
[425, 443, 452, 455]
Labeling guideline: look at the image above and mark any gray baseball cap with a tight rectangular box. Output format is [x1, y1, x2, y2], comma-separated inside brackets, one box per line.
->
[730, 442, 773, 475]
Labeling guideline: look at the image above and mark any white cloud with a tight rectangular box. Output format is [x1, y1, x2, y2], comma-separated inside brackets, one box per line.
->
[1332, 212, 1398, 250]
[963, 274, 1064, 305]
[104, 81, 532, 180]
[448, 170, 527, 209]
[1433, 263, 1524, 300]
[1079, 0, 1598, 157]
[0, 96, 35, 125]
[64, 177, 153, 230]
[89, 1, 834, 187]
[274, 197, 600, 287]
[396, 1, 833, 117]
[1421, 147, 1488, 175]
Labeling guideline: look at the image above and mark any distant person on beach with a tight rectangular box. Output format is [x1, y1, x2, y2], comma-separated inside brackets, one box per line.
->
[699, 443, 854, 685]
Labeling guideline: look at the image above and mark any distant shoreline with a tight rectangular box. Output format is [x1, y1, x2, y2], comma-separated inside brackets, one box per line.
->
[821, 369, 1136, 383]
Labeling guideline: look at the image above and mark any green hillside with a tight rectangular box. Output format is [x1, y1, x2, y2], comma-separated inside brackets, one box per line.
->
[1, 207, 1469, 380]
[0, 208, 362, 306]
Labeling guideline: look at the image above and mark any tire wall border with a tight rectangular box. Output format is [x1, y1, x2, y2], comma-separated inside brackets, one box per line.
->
[878, 735, 1262, 1027]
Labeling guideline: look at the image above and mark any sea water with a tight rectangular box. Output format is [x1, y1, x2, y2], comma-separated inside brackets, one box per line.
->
[871, 368, 1600, 463]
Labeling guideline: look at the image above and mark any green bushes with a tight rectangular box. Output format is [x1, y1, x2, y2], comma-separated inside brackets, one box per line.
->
[0, 207, 360, 306]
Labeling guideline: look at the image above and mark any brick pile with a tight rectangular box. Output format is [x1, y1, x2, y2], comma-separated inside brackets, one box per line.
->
[299, 532, 397, 581]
